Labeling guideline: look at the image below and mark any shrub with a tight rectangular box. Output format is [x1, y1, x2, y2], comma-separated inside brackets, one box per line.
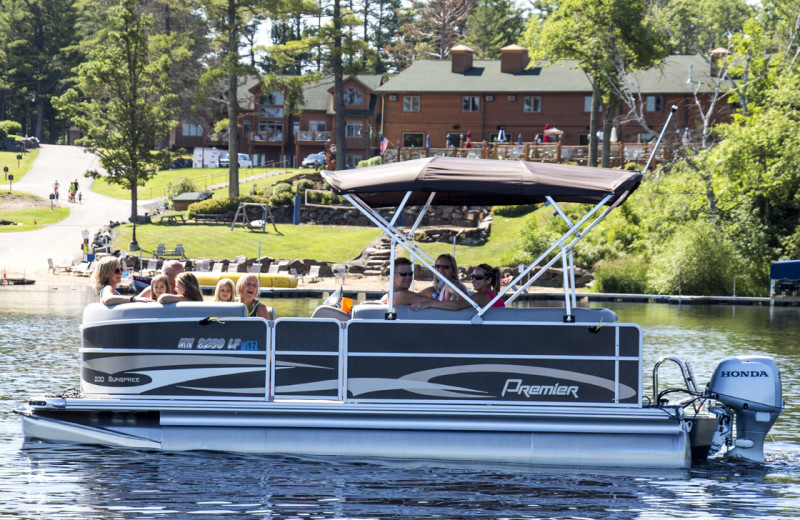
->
[0, 120, 22, 136]
[0, 127, 5, 140]
[186, 195, 268, 218]
[170, 176, 196, 199]
[271, 182, 293, 195]
[591, 256, 649, 294]
[269, 191, 294, 206]
[492, 204, 537, 217]
[646, 220, 744, 296]
[295, 178, 314, 194]
[357, 156, 382, 168]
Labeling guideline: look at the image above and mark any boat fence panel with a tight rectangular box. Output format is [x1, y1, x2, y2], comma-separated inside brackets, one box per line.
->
[344, 320, 642, 406]
[80, 317, 269, 399]
[272, 318, 343, 400]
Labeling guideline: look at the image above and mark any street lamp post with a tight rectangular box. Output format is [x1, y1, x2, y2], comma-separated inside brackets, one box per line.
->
[130, 168, 139, 251]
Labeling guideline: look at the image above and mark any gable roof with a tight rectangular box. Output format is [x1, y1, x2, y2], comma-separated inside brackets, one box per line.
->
[376, 55, 726, 95]
[303, 74, 384, 113]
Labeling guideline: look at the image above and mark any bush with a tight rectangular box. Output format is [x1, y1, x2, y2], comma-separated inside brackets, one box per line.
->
[492, 204, 537, 217]
[170, 176, 196, 199]
[646, 220, 744, 296]
[271, 182, 293, 196]
[591, 256, 649, 293]
[0, 120, 22, 136]
[295, 178, 314, 194]
[357, 156, 383, 168]
[187, 195, 268, 218]
[269, 191, 294, 206]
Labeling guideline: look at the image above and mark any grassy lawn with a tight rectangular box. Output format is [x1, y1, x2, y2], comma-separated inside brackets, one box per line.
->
[92, 167, 304, 200]
[112, 222, 382, 262]
[110, 212, 526, 265]
[0, 191, 70, 232]
[0, 149, 40, 184]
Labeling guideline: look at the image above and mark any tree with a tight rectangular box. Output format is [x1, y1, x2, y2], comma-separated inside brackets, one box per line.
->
[462, 0, 525, 59]
[0, 0, 83, 141]
[53, 0, 177, 251]
[523, 0, 666, 166]
[388, 0, 475, 64]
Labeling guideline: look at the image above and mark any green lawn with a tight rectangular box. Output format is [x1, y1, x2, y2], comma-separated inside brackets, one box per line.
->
[110, 212, 525, 265]
[92, 167, 303, 200]
[0, 191, 70, 232]
[0, 149, 40, 184]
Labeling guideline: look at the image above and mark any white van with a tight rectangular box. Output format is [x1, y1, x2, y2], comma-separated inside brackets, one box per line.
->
[220, 153, 253, 168]
[192, 147, 221, 168]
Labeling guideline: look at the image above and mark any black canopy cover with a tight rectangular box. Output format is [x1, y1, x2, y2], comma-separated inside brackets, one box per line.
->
[321, 156, 643, 207]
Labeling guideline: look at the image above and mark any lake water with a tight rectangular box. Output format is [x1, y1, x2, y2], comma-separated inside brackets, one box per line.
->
[2, 287, 800, 519]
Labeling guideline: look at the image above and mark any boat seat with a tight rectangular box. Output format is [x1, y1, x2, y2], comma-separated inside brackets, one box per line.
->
[311, 304, 351, 322]
[350, 304, 617, 323]
[83, 302, 248, 324]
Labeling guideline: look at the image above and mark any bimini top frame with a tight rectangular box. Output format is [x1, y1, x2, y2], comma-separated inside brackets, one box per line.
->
[322, 157, 643, 322]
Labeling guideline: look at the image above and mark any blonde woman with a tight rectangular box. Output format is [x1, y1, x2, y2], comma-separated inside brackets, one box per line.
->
[158, 272, 204, 303]
[93, 256, 152, 305]
[236, 274, 273, 319]
[214, 278, 236, 302]
[419, 254, 467, 302]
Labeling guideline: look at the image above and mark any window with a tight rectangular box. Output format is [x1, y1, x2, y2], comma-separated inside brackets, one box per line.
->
[646, 95, 663, 112]
[462, 96, 480, 112]
[258, 121, 283, 141]
[242, 121, 251, 140]
[260, 93, 284, 105]
[389, 94, 398, 101]
[344, 88, 363, 105]
[584, 96, 593, 112]
[345, 121, 362, 138]
[346, 154, 362, 168]
[182, 123, 203, 136]
[523, 96, 541, 113]
[293, 122, 300, 135]
[403, 132, 424, 147]
[309, 120, 326, 132]
[403, 96, 420, 112]
[259, 107, 284, 118]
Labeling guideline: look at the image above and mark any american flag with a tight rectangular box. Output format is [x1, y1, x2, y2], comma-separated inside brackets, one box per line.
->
[379, 134, 389, 155]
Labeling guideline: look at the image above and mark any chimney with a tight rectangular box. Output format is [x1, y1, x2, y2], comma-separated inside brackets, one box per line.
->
[451, 44, 475, 73]
[500, 44, 530, 73]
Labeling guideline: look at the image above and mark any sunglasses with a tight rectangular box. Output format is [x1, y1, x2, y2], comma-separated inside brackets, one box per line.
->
[434, 264, 452, 270]
[397, 271, 414, 277]
[114, 268, 121, 274]
[471, 273, 487, 281]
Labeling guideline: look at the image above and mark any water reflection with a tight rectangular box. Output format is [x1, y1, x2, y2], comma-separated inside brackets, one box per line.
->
[2, 289, 800, 518]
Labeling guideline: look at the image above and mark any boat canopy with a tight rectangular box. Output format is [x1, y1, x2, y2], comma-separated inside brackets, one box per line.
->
[321, 156, 643, 207]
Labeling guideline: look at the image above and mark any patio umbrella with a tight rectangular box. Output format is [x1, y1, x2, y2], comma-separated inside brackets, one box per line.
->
[544, 127, 564, 136]
[497, 127, 507, 142]
[609, 126, 618, 143]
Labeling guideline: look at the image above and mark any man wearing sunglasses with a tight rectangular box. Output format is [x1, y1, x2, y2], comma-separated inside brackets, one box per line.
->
[380, 257, 439, 306]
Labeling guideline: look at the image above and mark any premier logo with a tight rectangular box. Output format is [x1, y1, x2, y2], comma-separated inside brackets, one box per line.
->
[502, 378, 579, 399]
[721, 371, 769, 377]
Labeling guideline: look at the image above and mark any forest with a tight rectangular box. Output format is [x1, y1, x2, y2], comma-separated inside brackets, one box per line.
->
[1, 0, 799, 295]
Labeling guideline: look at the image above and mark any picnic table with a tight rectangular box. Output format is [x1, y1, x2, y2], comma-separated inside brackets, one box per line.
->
[159, 214, 185, 225]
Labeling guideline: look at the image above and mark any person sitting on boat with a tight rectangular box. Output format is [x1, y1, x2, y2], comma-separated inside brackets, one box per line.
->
[409, 263, 505, 311]
[380, 257, 435, 306]
[236, 274, 275, 319]
[149, 274, 170, 300]
[138, 260, 184, 299]
[158, 272, 204, 303]
[214, 277, 236, 302]
[418, 254, 467, 302]
[94, 256, 154, 306]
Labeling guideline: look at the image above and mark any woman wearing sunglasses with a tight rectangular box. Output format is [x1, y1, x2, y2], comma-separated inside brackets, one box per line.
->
[93, 256, 153, 305]
[409, 263, 505, 311]
[419, 254, 467, 302]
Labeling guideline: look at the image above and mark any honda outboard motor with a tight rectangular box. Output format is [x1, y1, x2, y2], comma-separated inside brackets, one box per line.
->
[706, 356, 783, 462]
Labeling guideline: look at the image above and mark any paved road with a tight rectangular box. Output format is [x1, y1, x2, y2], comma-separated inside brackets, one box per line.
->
[0, 145, 130, 278]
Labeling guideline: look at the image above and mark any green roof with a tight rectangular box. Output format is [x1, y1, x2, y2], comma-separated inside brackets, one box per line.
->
[376, 55, 725, 95]
[302, 74, 384, 112]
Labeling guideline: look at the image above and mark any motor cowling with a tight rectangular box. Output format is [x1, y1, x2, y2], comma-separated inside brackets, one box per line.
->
[706, 356, 783, 462]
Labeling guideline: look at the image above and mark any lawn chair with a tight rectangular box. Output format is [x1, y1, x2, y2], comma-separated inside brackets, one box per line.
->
[250, 263, 262, 273]
[306, 265, 321, 282]
[174, 244, 186, 259]
[144, 258, 159, 276]
[47, 258, 56, 275]
[211, 262, 224, 273]
[226, 262, 240, 273]
[289, 267, 300, 281]
[72, 261, 93, 276]
[267, 264, 280, 275]
[153, 244, 166, 258]
[195, 259, 211, 272]
[334, 264, 346, 285]
[55, 257, 74, 274]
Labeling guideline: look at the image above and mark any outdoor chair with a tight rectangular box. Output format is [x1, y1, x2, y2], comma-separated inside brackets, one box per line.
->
[227, 262, 239, 273]
[55, 257, 74, 274]
[211, 262, 224, 273]
[267, 264, 280, 275]
[153, 244, 166, 258]
[174, 244, 186, 259]
[250, 263, 262, 273]
[72, 261, 93, 277]
[306, 265, 321, 282]
[195, 259, 211, 272]
[47, 258, 56, 275]
[142, 258, 159, 276]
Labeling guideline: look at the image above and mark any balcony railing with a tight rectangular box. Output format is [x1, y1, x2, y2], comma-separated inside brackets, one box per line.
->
[295, 131, 332, 143]
[385, 141, 712, 167]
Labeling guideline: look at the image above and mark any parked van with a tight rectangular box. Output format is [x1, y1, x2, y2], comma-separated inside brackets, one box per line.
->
[192, 147, 222, 168]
